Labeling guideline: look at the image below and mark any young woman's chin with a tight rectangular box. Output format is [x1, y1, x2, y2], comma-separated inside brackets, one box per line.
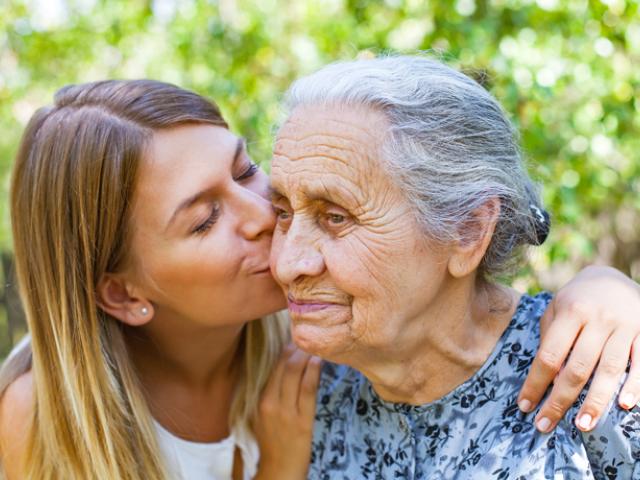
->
[261, 291, 288, 316]
[239, 277, 287, 321]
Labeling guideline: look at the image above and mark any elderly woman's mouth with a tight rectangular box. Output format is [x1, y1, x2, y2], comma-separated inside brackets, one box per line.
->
[287, 295, 346, 316]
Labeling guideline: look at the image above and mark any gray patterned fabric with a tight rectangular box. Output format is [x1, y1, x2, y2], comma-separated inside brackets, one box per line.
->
[309, 293, 640, 479]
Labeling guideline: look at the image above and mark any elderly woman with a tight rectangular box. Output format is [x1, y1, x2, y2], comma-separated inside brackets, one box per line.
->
[269, 56, 640, 478]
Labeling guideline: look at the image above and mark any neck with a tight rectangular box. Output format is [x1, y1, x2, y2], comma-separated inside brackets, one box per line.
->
[125, 316, 246, 391]
[353, 279, 519, 405]
[124, 312, 249, 442]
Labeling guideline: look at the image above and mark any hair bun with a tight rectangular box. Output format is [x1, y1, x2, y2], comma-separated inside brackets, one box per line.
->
[529, 204, 550, 245]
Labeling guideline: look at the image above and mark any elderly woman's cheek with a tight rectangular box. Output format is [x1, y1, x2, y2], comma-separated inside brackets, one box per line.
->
[269, 229, 286, 288]
[323, 236, 409, 351]
[331, 235, 402, 306]
[351, 230, 413, 282]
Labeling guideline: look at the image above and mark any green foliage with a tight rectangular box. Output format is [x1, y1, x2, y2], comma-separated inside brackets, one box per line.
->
[0, 0, 638, 326]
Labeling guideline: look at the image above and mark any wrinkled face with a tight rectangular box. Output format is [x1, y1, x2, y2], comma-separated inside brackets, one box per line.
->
[270, 104, 450, 362]
[129, 124, 285, 329]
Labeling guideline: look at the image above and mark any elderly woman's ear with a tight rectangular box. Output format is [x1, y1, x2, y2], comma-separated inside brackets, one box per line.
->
[448, 198, 501, 278]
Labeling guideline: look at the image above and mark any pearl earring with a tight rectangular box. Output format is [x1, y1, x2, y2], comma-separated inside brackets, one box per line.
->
[141, 307, 149, 316]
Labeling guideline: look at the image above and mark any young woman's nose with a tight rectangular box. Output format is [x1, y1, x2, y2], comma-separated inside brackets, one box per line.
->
[234, 185, 276, 240]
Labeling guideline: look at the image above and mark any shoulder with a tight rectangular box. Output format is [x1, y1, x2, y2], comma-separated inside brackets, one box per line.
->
[554, 377, 640, 478]
[0, 371, 33, 479]
[516, 292, 552, 323]
[0, 370, 33, 437]
[503, 291, 552, 347]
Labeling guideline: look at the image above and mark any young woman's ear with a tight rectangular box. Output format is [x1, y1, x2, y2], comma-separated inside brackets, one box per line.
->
[448, 198, 501, 278]
[96, 274, 154, 326]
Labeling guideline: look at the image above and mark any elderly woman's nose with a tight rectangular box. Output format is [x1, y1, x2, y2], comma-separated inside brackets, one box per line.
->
[274, 228, 325, 284]
[234, 186, 276, 240]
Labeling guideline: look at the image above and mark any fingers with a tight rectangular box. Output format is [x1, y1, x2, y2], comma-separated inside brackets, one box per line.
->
[619, 337, 640, 410]
[255, 347, 320, 477]
[280, 348, 312, 411]
[534, 324, 608, 432]
[574, 332, 632, 431]
[261, 343, 296, 402]
[518, 305, 584, 413]
[299, 356, 322, 421]
[261, 344, 321, 420]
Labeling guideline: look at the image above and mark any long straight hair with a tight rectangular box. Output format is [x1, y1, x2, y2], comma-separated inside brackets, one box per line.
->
[0, 80, 288, 479]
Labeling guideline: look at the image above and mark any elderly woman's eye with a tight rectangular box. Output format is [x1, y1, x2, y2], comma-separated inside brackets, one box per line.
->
[327, 213, 346, 224]
[273, 206, 292, 222]
[321, 210, 352, 232]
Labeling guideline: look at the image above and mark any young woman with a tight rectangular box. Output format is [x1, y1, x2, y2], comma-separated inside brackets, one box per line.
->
[0, 80, 319, 479]
[0, 79, 638, 480]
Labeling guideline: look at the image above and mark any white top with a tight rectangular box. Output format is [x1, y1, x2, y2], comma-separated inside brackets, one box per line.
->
[6, 334, 30, 360]
[6, 335, 261, 479]
[154, 420, 260, 480]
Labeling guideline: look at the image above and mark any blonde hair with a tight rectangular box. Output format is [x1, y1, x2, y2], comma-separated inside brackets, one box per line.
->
[0, 80, 288, 479]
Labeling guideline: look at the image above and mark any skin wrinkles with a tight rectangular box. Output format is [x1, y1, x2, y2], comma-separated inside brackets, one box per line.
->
[271, 105, 447, 361]
[275, 137, 367, 166]
[310, 174, 408, 231]
[274, 124, 377, 188]
[275, 112, 381, 149]
[272, 164, 411, 298]
[279, 174, 363, 220]
[273, 110, 402, 227]
[271, 153, 400, 228]
[271, 103, 519, 405]
[271, 151, 364, 197]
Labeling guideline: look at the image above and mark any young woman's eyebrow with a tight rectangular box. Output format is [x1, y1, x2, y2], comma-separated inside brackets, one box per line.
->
[231, 137, 246, 168]
[166, 137, 246, 231]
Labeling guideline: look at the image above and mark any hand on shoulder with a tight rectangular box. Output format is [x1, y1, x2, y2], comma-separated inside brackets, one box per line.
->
[0, 371, 33, 479]
[518, 266, 640, 432]
[254, 344, 322, 480]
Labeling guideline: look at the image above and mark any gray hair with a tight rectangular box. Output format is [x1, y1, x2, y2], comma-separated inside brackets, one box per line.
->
[283, 55, 545, 279]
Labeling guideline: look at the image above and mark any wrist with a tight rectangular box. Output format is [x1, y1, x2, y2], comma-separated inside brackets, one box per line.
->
[256, 456, 308, 480]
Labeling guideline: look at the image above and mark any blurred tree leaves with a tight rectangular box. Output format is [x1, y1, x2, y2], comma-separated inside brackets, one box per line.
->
[0, 0, 638, 313]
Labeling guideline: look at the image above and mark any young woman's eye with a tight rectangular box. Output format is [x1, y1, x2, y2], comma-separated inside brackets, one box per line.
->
[192, 205, 220, 235]
[234, 162, 259, 181]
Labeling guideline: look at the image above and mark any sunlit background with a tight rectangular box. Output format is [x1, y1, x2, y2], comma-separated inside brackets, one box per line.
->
[0, 0, 639, 357]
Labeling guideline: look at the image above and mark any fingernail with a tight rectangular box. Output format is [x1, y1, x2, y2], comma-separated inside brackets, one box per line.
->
[518, 399, 532, 412]
[536, 417, 552, 433]
[621, 392, 635, 409]
[577, 413, 592, 430]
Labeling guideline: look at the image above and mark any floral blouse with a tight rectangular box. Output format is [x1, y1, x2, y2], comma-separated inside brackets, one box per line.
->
[309, 293, 640, 479]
